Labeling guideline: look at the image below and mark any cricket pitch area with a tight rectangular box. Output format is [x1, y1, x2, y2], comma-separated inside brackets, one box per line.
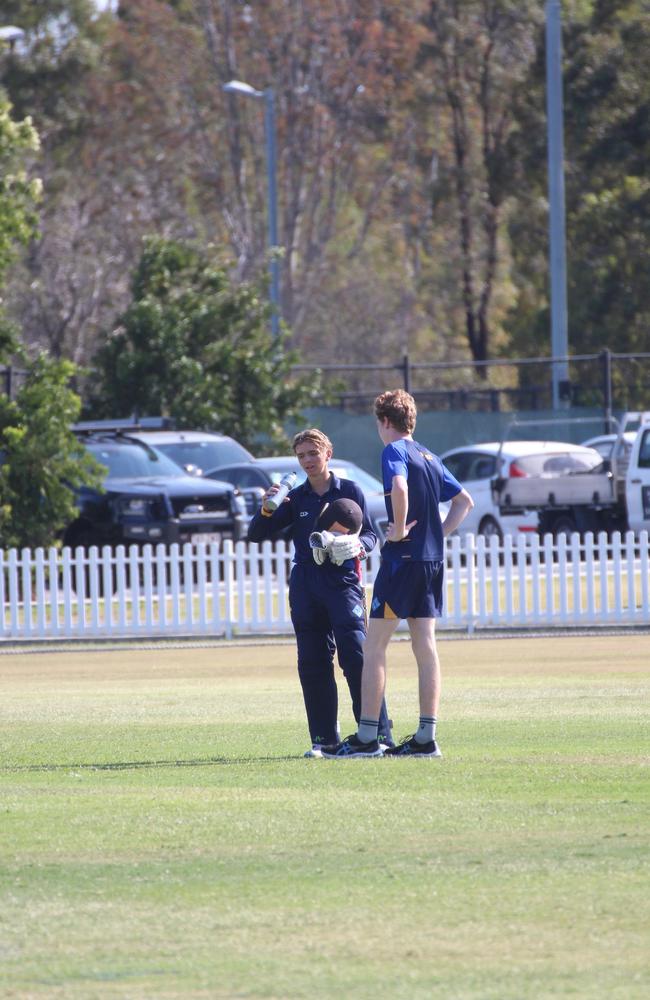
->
[1, 633, 648, 1000]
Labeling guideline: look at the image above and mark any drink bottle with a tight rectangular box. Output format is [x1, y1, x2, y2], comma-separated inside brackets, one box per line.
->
[263, 471, 297, 512]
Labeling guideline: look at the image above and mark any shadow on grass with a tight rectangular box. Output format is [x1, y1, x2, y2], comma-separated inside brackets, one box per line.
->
[1, 754, 306, 772]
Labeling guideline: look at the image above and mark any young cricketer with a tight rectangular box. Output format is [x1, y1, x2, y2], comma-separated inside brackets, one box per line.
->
[322, 391, 473, 758]
[247, 429, 393, 756]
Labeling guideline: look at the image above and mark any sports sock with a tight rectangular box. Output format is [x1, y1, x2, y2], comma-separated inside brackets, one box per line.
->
[357, 718, 379, 743]
[414, 716, 436, 744]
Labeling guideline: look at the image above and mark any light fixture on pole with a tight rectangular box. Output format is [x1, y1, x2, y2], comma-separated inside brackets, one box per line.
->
[545, 0, 570, 409]
[223, 79, 280, 337]
[0, 26, 25, 50]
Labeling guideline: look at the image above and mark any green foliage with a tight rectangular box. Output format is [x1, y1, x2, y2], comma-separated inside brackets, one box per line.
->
[0, 356, 103, 549]
[0, 1, 105, 126]
[507, 0, 650, 376]
[0, 91, 102, 550]
[0, 95, 40, 284]
[87, 237, 329, 452]
[5, 0, 650, 386]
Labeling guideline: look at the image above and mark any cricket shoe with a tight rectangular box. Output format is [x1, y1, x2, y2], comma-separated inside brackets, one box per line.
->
[320, 734, 384, 759]
[303, 745, 324, 758]
[383, 735, 442, 758]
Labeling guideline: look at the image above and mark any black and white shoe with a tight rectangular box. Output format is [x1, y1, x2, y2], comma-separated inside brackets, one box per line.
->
[321, 734, 384, 759]
[303, 745, 324, 758]
[383, 735, 442, 758]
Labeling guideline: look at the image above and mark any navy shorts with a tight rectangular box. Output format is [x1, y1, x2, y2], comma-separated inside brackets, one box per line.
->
[369, 560, 444, 620]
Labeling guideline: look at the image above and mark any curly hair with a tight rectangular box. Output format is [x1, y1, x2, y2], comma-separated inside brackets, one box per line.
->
[373, 389, 417, 434]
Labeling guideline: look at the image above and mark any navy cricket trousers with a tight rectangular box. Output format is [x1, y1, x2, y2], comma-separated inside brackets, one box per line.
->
[289, 562, 392, 745]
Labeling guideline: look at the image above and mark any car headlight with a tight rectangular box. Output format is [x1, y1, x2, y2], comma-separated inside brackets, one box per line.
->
[234, 492, 248, 517]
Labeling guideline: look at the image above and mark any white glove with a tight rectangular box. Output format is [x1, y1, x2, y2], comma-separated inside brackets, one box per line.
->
[329, 532, 362, 565]
[310, 529, 336, 566]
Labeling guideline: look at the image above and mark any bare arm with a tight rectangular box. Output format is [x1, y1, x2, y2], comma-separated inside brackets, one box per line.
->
[442, 488, 474, 537]
[386, 475, 414, 541]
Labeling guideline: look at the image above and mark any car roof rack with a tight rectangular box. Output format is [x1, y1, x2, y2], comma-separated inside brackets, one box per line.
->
[73, 416, 176, 435]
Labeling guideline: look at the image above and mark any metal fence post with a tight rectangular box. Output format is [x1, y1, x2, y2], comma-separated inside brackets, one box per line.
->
[402, 352, 411, 393]
[600, 348, 613, 433]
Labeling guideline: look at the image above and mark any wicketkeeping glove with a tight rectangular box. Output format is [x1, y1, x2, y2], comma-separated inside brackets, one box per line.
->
[329, 532, 362, 565]
[310, 529, 336, 566]
[312, 545, 329, 565]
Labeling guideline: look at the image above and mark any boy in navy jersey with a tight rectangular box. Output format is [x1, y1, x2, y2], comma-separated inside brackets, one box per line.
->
[322, 391, 473, 759]
[247, 428, 393, 757]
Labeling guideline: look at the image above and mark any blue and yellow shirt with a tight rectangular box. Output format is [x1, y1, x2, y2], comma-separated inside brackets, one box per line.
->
[381, 438, 461, 562]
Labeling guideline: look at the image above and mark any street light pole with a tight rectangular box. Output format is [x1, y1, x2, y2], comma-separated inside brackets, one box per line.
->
[545, 0, 570, 409]
[223, 79, 280, 337]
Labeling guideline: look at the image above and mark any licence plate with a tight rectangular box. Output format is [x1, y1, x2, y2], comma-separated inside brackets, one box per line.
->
[191, 533, 221, 545]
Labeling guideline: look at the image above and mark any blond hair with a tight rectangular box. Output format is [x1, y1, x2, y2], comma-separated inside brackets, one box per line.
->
[292, 428, 333, 454]
[374, 389, 417, 434]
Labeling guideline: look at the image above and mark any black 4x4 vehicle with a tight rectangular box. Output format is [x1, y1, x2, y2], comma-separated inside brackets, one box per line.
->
[65, 422, 249, 550]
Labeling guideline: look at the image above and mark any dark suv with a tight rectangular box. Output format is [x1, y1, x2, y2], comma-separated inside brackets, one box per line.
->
[65, 423, 249, 549]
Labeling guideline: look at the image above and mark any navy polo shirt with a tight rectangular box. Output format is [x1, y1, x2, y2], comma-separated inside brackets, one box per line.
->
[247, 473, 377, 563]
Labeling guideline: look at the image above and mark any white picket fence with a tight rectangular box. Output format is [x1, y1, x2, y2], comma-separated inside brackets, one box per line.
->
[1, 531, 649, 641]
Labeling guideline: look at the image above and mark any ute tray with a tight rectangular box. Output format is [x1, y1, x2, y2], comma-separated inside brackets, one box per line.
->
[493, 470, 615, 513]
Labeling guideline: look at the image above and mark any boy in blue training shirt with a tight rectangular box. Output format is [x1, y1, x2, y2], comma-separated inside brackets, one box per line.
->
[322, 390, 473, 759]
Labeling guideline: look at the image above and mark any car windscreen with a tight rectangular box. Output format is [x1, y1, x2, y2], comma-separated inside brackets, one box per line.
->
[156, 439, 252, 472]
[87, 443, 183, 478]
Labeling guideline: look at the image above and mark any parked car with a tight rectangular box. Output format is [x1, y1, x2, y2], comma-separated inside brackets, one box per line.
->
[122, 427, 254, 476]
[440, 441, 594, 540]
[580, 431, 637, 460]
[66, 424, 249, 550]
[205, 456, 389, 541]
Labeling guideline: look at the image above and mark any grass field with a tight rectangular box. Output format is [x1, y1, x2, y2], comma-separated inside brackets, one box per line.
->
[1, 634, 648, 1000]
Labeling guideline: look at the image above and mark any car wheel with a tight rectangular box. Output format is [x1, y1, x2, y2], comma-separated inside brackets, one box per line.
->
[550, 513, 577, 539]
[478, 516, 503, 544]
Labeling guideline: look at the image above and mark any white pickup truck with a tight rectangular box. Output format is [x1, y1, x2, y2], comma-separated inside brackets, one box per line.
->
[491, 412, 650, 537]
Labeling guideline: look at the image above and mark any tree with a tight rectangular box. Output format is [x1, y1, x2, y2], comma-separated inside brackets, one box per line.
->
[0, 94, 41, 288]
[0, 357, 102, 549]
[87, 236, 328, 452]
[1, 1, 548, 376]
[6, 0, 433, 367]
[0, 91, 102, 549]
[1, 1, 124, 363]
[409, 0, 541, 368]
[507, 0, 650, 393]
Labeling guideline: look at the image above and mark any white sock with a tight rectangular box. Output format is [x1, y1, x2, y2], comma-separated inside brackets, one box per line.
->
[414, 716, 436, 744]
[357, 718, 379, 743]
